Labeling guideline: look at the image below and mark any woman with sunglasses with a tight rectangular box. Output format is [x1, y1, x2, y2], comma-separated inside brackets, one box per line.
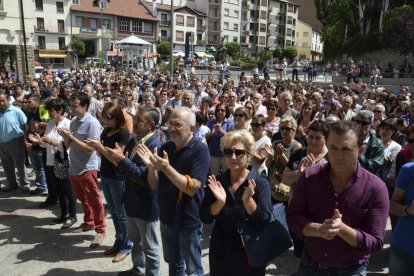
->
[265, 100, 280, 137]
[200, 131, 272, 276]
[266, 115, 302, 204]
[124, 90, 139, 116]
[229, 107, 249, 132]
[250, 115, 272, 176]
[206, 103, 234, 176]
[244, 101, 256, 131]
[85, 102, 132, 263]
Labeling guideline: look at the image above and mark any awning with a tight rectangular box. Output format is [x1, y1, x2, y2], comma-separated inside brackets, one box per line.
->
[39, 53, 67, 58]
[195, 52, 207, 58]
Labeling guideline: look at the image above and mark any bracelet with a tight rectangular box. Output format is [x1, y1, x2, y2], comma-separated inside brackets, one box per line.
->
[405, 206, 411, 216]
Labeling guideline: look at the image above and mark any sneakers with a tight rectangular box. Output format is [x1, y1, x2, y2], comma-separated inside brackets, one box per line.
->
[73, 224, 95, 233]
[90, 233, 106, 248]
[50, 216, 67, 225]
[30, 188, 48, 196]
[61, 217, 77, 229]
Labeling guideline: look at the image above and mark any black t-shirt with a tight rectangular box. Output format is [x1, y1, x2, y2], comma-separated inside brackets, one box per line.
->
[100, 128, 130, 179]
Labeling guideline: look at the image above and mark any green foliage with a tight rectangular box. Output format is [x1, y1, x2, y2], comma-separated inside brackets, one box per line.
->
[257, 50, 273, 61]
[382, 5, 414, 56]
[273, 48, 282, 58]
[256, 60, 266, 69]
[158, 63, 169, 74]
[71, 39, 86, 57]
[225, 42, 240, 58]
[282, 47, 298, 61]
[157, 42, 171, 56]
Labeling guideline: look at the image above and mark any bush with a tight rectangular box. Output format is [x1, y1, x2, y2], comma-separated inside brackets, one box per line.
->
[157, 42, 171, 56]
[71, 39, 86, 57]
[282, 47, 298, 61]
[226, 42, 240, 58]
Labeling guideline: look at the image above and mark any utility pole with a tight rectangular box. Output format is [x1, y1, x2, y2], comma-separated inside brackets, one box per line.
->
[19, 0, 29, 76]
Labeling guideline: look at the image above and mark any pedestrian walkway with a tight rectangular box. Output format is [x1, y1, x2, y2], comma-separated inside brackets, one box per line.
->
[0, 166, 390, 275]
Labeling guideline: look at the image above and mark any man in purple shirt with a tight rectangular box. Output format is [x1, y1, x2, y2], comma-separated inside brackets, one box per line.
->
[287, 120, 389, 275]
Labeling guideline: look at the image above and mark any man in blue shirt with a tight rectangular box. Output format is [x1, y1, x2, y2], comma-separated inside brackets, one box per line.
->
[141, 107, 211, 276]
[0, 92, 30, 192]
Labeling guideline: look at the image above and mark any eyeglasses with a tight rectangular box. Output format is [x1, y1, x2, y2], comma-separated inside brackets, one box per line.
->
[280, 127, 294, 131]
[223, 148, 246, 158]
[372, 110, 383, 113]
[251, 123, 264, 127]
[234, 113, 245, 118]
[353, 119, 371, 126]
[216, 109, 226, 112]
[408, 138, 414, 144]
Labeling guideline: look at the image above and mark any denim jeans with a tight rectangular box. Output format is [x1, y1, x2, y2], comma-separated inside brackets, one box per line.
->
[101, 176, 132, 253]
[28, 148, 47, 190]
[160, 222, 203, 276]
[127, 216, 160, 276]
[297, 249, 368, 276]
[389, 246, 414, 276]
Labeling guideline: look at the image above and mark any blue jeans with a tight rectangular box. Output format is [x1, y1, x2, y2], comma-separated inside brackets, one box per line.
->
[101, 176, 132, 253]
[160, 222, 203, 276]
[127, 216, 160, 276]
[28, 148, 47, 190]
[297, 249, 368, 276]
[389, 246, 414, 276]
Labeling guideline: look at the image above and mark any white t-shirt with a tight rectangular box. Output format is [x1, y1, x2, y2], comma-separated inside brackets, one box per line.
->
[251, 134, 272, 176]
[40, 118, 71, 166]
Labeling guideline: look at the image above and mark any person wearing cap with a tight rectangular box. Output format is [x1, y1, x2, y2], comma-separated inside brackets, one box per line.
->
[352, 110, 384, 177]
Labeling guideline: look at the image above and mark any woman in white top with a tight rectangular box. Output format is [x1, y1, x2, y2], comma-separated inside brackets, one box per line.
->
[250, 115, 272, 176]
[379, 118, 402, 184]
[38, 98, 77, 229]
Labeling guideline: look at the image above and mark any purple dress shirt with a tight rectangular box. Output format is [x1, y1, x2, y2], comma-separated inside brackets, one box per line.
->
[287, 162, 389, 269]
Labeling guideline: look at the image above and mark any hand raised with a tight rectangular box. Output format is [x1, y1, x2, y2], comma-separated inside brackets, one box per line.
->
[104, 142, 127, 164]
[136, 143, 153, 167]
[149, 148, 170, 171]
[242, 179, 256, 203]
[207, 175, 226, 204]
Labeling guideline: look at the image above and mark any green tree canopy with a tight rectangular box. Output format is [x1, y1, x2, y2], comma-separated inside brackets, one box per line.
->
[157, 41, 171, 56]
[225, 42, 240, 58]
[273, 48, 282, 59]
[282, 47, 297, 61]
[70, 39, 86, 57]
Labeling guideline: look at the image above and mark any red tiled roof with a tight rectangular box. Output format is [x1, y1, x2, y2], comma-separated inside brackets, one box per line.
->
[71, 0, 158, 21]
[149, 2, 207, 17]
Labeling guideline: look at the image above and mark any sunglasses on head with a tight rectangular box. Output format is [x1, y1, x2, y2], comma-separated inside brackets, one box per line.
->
[223, 148, 246, 158]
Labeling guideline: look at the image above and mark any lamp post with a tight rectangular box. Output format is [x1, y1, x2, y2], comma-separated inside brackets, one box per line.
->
[169, 0, 173, 75]
[19, 0, 29, 77]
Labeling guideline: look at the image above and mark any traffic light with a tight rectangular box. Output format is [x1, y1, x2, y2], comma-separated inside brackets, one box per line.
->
[93, 0, 99, 7]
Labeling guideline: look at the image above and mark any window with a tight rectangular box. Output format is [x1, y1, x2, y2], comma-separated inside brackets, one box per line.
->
[120, 20, 129, 31]
[161, 13, 168, 21]
[233, 23, 238, 31]
[35, 0, 43, 11]
[0, 0, 4, 10]
[233, 36, 238, 42]
[224, 22, 229, 30]
[197, 18, 202, 26]
[187, 16, 194, 27]
[260, 10, 266, 19]
[144, 22, 153, 33]
[90, 18, 97, 28]
[260, 0, 267, 6]
[224, 9, 229, 16]
[37, 18, 44, 30]
[57, 20, 65, 33]
[103, 19, 111, 29]
[56, 2, 64, 13]
[260, 23, 266, 32]
[176, 15, 184, 26]
[161, 30, 167, 37]
[259, 36, 265, 44]
[75, 16, 82, 27]
[176, 31, 184, 42]
[234, 10, 239, 18]
[72, 0, 80, 4]
[132, 21, 141, 32]
[100, 0, 109, 8]
[58, 37, 66, 50]
[38, 36, 46, 49]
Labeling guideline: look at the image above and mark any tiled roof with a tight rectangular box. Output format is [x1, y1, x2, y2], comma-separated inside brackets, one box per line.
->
[148, 2, 207, 17]
[289, 0, 323, 32]
[71, 0, 158, 21]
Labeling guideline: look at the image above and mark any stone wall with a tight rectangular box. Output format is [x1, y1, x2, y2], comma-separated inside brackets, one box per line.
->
[346, 50, 413, 68]
[15, 45, 35, 81]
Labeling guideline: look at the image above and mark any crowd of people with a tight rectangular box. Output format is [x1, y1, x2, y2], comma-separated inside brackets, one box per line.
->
[0, 63, 414, 276]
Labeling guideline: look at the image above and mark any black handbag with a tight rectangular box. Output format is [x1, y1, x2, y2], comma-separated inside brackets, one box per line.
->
[54, 142, 69, 179]
[238, 203, 293, 267]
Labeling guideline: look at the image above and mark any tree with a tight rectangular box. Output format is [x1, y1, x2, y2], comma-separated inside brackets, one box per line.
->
[282, 47, 298, 61]
[383, 5, 414, 55]
[272, 48, 282, 59]
[225, 42, 239, 58]
[70, 39, 86, 57]
[157, 41, 171, 56]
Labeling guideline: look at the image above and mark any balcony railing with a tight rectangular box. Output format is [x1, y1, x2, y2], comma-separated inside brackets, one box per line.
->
[160, 20, 170, 27]
[197, 39, 205, 45]
[197, 25, 206, 31]
[160, 36, 170, 42]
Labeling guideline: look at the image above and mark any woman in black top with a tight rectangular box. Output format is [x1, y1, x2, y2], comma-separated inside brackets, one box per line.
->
[86, 102, 132, 262]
